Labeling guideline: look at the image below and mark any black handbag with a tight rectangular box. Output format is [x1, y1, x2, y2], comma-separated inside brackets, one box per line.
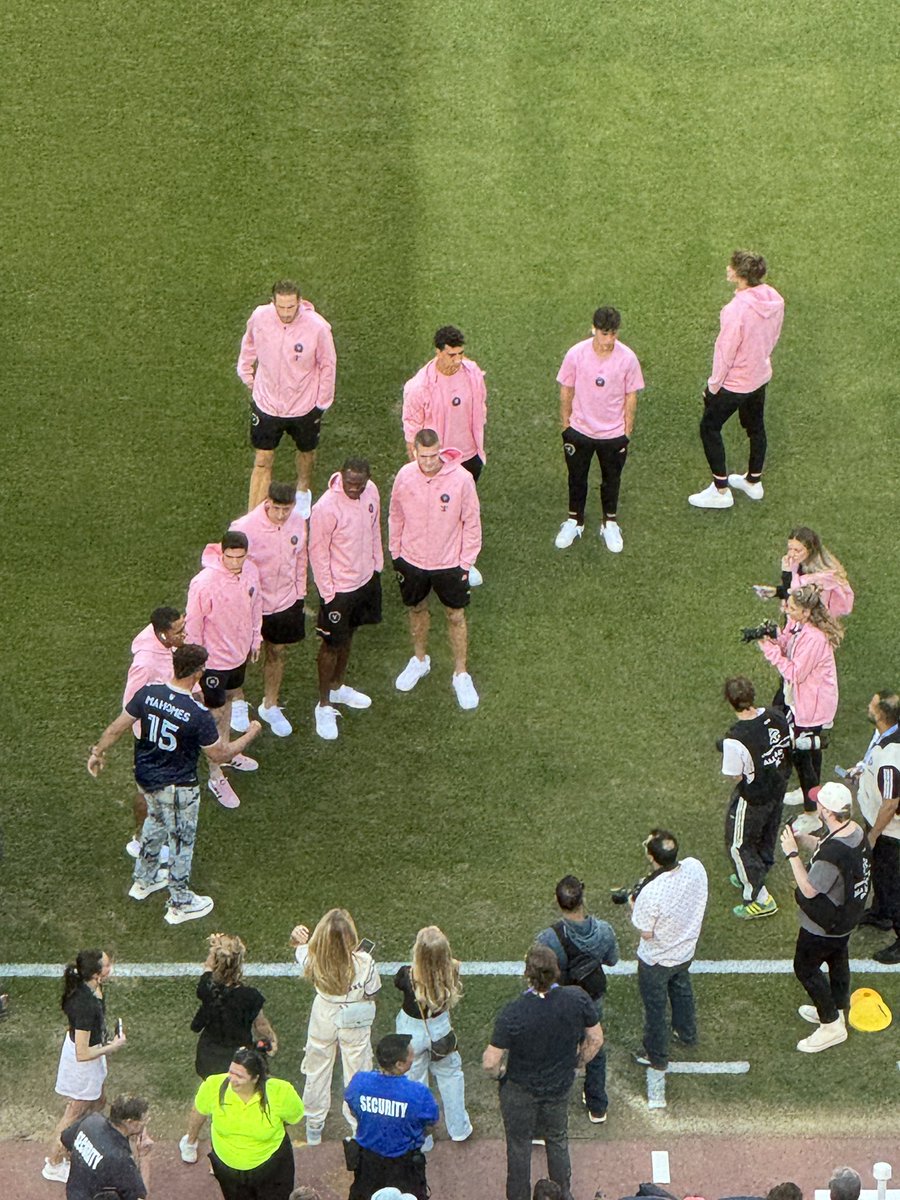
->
[417, 1000, 458, 1060]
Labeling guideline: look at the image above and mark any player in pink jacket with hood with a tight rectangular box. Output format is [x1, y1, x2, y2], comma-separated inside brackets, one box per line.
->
[756, 585, 844, 835]
[237, 280, 337, 517]
[389, 429, 482, 711]
[689, 250, 784, 509]
[185, 532, 263, 809]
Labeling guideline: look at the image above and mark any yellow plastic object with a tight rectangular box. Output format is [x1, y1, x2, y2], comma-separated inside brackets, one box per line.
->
[848, 987, 892, 1032]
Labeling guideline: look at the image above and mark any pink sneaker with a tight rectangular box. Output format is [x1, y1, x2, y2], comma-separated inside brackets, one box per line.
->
[224, 754, 258, 772]
[207, 777, 240, 809]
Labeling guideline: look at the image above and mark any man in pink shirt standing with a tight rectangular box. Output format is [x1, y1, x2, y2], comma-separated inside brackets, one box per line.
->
[402, 325, 487, 586]
[230, 481, 308, 738]
[389, 429, 481, 710]
[308, 458, 383, 740]
[555, 307, 644, 554]
[237, 279, 337, 517]
[689, 250, 785, 509]
[185, 531, 263, 809]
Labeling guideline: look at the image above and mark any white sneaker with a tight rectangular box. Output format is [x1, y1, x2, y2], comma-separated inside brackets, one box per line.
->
[467, 564, 483, 587]
[452, 672, 479, 710]
[125, 838, 141, 858]
[600, 521, 624, 553]
[783, 787, 805, 806]
[329, 685, 372, 709]
[295, 489, 312, 519]
[129, 870, 169, 900]
[179, 1135, 199, 1164]
[728, 473, 764, 500]
[42, 1159, 70, 1183]
[164, 893, 214, 925]
[395, 655, 431, 692]
[259, 703, 292, 737]
[792, 811, 822, 836]
[555, 518, 583, 549]
[688, 482, 734, 509]
[230, 700, 250, 733]
[304, 1125, 323, 1146]
[797, 1017, 847, 1053]
[314, 703, 341, 740]
[798, 1005, 820, 1024]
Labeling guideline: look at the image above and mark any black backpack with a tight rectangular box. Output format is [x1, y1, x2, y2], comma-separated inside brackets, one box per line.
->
[553, 921, 606, 998]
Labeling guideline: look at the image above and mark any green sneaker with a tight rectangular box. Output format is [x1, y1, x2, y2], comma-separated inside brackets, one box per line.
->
[729, 873, 742, 889]
[733, 897, 778, 919]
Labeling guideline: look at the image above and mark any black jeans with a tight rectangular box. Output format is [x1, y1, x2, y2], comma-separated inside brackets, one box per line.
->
[637, 959, 697, 1070]
[793, 724, 825, 807]
[726, 791, 784, 901]
[498, 1077, 573, 1200]
[582, 996, 607, 1117]
[209, 1134, 294, 1200]
[348, 1144, 428, 1200]
[562, 427, 629, 522]
[793, 926, 851, 1023]
[870, 835, 900, 933]
[699, 383, 767, 479]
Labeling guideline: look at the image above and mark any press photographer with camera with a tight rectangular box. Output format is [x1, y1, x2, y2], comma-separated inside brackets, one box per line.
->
[628, 830, 708, 1074]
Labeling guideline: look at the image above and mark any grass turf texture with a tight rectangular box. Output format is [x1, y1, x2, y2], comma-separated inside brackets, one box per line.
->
[2, 0, 898, 1130]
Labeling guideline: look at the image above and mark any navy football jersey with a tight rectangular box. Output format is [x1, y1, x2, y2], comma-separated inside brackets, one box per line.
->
[125, 684, 219, 790]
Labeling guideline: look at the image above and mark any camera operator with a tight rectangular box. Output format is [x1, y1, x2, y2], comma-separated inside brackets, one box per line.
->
[629, 830, 708, 1073]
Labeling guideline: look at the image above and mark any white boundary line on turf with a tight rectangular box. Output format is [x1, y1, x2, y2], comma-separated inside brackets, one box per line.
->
[665, 1061, 749, 1074]
[0, 957, 895, 979]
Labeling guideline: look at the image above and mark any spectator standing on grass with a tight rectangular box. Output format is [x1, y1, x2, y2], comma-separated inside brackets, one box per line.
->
[393, 925, 472, 1145]
[535, 875, 618, 1124]
[554, 306, 644, 554]
[719, 676, 792, 920]
[185, 530, 263, 810]
[630, 830, 708, 1080]
[290, 909, 381, 1144]
[87, 644, 262, 924]
[752, 527, 854, 619]
[483, 943, 603, 1200]
[689, 249, 784, 509]
[402, 325, 487, 586]
[61, 1093, 151, 1200]
[389, 428, 482, 710]
[781, 782, 870, 1053]
[238, 279, 337, 516]
[308, 458, 383, 741]
[230, 481, 308, 739]
[43, 950, 126, 1184]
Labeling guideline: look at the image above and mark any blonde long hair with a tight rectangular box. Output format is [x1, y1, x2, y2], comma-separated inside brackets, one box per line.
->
[790, 585, 845, 648]
[305, 909, 358, 995]
[410, 926, 463, 1013]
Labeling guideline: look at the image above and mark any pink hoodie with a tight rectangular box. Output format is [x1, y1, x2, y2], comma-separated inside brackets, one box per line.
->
[759, 622, 838, 727]
[389, 449, 482, 571]
[402, 359, 487, 461]
[789, 567, 854, 618]
[237, 300, 336, 418]
[309, 474, 383, 602]
[185, 545, 263, 671]
[230, 503, 307, 615]
[122, 624, 174, 708]
[708, 284, 784, 394]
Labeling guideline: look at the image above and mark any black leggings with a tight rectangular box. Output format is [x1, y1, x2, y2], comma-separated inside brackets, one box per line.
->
[793, 724, 825, 809]
[210, 1134, 294, 1200]
[699, 384, 767, 480]
[562, 428, 629, 522]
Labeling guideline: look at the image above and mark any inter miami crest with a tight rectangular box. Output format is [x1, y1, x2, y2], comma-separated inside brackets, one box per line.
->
[595, 376, 605, 387]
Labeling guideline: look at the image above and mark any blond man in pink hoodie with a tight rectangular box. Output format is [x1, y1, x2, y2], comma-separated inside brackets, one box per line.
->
[237, 279, 337, 517]
[308, 459, 383, 741]
[689, 250, 784, 509]
[389, 429, 482, 711]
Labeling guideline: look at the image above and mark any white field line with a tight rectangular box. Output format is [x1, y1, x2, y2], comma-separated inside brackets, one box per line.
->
[651, 1150, 671, 1183]
[664, 1061, 749, 1074]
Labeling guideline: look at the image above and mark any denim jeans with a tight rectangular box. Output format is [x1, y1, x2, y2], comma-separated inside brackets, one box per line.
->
[395, 1009, 472, 1140]
[498, 1077, 573, 1200]
[637, 958, 697, 1070]
[582, 996, 607, 1116]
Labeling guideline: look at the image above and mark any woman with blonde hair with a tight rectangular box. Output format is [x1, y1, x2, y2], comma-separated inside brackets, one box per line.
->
[290, 909, 380, 1144]
[753, 526, 854, 617]
[393, 926, 472, 1143]
[757, 585, 844, 834]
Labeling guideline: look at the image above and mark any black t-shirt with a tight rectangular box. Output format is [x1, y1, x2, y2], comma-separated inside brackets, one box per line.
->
[191, 972, 265, 1078]
[125, 683, 219, 790]
[728, 707, 792, 803]
[64, 984, 106, 1047]
[60, 1113, 145, 1200]
[393, 964, 447, 1018]
[491, 985, 598, 1097]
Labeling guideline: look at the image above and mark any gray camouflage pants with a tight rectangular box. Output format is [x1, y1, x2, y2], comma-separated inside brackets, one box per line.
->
[133, 784, 199, 904]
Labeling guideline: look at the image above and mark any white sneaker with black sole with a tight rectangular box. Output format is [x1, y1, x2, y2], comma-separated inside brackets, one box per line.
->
[395, 655, 431, 692]
[688, 482, 734, 509]
[728, 473, 764, 500]
[164, 893, 214, 925]
[555, 518, 583, 549]
[230, 699, 250, 733]
[128, 871, 169, 900]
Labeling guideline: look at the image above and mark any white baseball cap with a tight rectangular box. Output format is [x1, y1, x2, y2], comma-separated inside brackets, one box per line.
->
[811, 781, 853, 813]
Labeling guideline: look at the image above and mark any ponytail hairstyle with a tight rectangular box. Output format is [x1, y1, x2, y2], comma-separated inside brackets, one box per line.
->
[305, 909, 358, 996]
[220, 1045, 270, 1119]
[410, 926, 463, 1013]
[789, 585, 845, 648]
[61, 949, 106, 1010]
[788, 526, 848, 584]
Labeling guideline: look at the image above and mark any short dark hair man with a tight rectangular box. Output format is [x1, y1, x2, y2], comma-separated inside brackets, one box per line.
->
[828, 1168, 861, 1200]
[721, 675, 792, 919]
[535, 876, 618, 1124]
[88, 644, 261, 924]
[61, 1094, 150, 1200]
[851, 691, 900, 961]
[344, 1033, 438, 1200]
[483, 944, 603, 1200]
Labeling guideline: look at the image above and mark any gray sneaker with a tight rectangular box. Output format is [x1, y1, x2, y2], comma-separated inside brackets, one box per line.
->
[164, 893, 214, 925]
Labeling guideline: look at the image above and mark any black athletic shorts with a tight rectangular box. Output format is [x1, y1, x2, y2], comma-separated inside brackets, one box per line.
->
[461, 454, 484, 483]
[393, 557, 470, 610]
[316, 573, 382, 647]
[200, 663, 247, 709]
[261, 598, 306, 645]
[250, 402, 323, 452]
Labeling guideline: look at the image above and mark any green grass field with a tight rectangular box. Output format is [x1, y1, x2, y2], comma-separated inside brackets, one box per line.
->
[2, 0, 898, 1137]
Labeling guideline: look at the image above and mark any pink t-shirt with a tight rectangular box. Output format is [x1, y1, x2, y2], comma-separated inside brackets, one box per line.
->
[557, 338, 644, 439]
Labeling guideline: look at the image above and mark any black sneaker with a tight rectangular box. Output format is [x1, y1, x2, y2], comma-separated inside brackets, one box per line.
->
[872, 940, 900, 964]
[859, 911, 893, 931]
[633, 1051, 651, 1066]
